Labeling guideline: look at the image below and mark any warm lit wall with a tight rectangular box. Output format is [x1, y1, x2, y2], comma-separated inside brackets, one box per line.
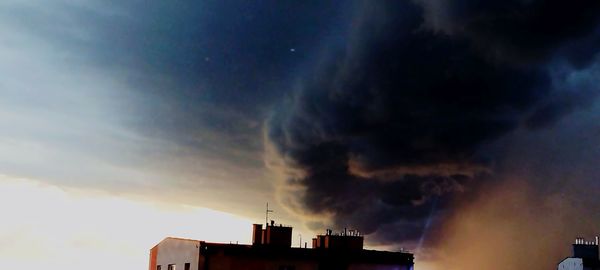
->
[156, 238, 200, 270]
[149, 246, 158, 270]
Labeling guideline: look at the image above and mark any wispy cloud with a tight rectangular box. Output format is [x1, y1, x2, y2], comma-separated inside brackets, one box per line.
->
[0, 0, 279, 212]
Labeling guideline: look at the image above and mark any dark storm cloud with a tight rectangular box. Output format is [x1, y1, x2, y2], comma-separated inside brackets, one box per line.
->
[416, 0, 600, 66]
[267, 0, 600, 245]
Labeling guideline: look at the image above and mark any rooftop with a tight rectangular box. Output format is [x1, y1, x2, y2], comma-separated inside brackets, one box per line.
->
[199, 241, 414, 265]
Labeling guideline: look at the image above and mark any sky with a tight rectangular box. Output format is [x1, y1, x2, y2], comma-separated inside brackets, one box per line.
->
[0, 1, 599, 270]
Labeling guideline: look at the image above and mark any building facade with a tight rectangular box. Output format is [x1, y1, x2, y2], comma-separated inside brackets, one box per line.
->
[149, 223, 414, 270]
[150, 237, 201, 270]
[558, 237, 600, 270]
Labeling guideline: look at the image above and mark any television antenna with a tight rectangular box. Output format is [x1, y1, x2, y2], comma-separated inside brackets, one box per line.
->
[265, 202, 274, 226]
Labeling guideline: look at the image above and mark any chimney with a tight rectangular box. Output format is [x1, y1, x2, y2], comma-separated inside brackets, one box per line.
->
[252, 224, 263, 245]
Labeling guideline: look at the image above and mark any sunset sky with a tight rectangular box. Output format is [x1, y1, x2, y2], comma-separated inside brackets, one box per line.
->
[1, 1, 599, 270]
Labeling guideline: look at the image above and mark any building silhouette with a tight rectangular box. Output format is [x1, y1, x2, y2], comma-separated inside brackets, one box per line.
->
[149, 222, 414, 270]
[558, 237, 600, 270]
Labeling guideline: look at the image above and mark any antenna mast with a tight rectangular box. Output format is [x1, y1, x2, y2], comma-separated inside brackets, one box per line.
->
[266, 202, 274, 226]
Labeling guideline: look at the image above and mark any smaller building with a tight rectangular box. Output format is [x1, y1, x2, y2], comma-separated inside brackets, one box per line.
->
[558, 237, 600, 270]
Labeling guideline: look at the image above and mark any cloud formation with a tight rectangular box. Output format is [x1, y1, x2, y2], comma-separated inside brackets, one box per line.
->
[267, 0, 600, 249]
[0, 0, 349, 218]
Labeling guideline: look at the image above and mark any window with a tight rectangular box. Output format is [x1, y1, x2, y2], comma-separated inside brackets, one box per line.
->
[168, 264, 176, 270]
[157, 266, 161, 270]
[184, 263, 190, 270]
